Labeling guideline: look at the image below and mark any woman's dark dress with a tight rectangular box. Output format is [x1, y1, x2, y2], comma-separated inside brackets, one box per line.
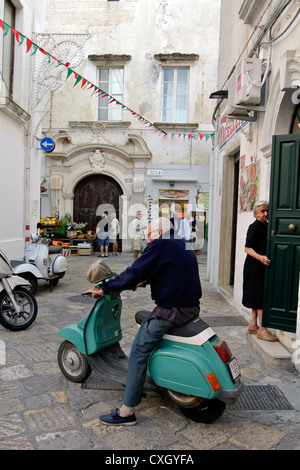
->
[242, 219, 268, 309]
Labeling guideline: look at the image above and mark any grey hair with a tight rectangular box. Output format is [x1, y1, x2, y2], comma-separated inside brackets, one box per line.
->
[151, 216, 173, 234]
[253, 200, 268, 216]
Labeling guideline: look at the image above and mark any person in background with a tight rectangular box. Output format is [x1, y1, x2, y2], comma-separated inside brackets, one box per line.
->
[191, 214, 201, 255]
[132, 210, 146, 260]
[178, 212, 192, 242]
[109, 212, 120, 256]
[96, 211, 109, 257]
[242, 201, 278, 342]
[170, 210, 182, 237]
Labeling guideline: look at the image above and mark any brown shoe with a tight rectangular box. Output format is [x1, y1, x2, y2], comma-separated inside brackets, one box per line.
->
[247, 329, 258, 335]
[256, 333, 278, 342]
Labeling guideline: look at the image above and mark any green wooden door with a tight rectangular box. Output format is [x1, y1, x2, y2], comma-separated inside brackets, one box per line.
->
[263, 134, 300, 333]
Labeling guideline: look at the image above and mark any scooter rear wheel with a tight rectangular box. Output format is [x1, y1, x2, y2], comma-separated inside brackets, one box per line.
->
[179, 398, 226, 424]
[58, 340, 91, 383]
[162, 389, 203, 408]
[162, 389, 226, 423]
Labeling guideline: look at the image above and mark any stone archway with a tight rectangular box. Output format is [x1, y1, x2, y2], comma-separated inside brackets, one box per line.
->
[262, 51, 300, 147]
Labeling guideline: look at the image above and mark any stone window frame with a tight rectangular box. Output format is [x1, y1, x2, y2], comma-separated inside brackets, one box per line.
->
[154, 53, 199, 128]
[88, 54, 131, 124]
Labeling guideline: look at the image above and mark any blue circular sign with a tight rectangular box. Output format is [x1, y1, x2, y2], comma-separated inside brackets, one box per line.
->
[41, 137, 55, 153]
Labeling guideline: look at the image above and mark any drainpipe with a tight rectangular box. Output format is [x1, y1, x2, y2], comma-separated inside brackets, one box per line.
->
[248, 0, 293, 57]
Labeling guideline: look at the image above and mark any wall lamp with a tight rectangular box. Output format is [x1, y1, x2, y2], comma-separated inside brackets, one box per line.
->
[209, 90, 228, 100]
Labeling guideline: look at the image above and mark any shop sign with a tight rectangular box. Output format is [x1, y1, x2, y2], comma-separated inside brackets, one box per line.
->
[219, 115, 242, 150]
[147, 169, 162, 176]
[159, 189, 189, 200]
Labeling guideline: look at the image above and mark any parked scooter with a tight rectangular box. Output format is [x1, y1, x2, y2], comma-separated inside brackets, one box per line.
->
[0, 250, 38, 330]
[57, 261, 244, 424]
[12, 228, 68, 294]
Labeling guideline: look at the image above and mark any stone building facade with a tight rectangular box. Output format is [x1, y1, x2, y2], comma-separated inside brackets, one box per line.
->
[35, 0, 220, 250]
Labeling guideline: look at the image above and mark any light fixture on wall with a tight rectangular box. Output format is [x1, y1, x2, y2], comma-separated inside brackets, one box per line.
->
[209, 90, 228, 100]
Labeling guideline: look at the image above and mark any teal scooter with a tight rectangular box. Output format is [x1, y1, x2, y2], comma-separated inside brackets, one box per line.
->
[57, 262, 244, 423]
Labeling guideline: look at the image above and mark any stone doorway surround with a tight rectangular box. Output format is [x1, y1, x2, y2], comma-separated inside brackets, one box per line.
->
[258, 50, 300, 367]
[46, 128, 151, 250]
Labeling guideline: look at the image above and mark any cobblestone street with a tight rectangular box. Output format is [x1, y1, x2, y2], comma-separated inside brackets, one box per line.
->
[0, 253, 300, 451]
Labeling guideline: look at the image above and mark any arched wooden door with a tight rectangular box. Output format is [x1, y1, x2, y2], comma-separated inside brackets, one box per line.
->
[73, 174, 123, 248]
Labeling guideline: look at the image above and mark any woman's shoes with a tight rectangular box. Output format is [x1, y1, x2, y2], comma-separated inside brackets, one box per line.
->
[256, 333, 279, 342]
[247, 329, 258, 335]
[247, 327, 278, 342]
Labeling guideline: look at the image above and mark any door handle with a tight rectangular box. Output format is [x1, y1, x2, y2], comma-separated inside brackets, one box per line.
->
[288, 224, 296, 231]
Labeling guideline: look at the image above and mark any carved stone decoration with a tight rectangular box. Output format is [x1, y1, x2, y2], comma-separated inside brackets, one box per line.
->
[50, 174, 63, 217]
[280, 50, 300, 91]
[31, 33, 90, 147]
[89, 149, 106, 172]
[133, 171, 146, 193]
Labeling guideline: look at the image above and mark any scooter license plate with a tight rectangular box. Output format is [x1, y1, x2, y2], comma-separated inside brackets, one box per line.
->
[228, 357, 241, 382]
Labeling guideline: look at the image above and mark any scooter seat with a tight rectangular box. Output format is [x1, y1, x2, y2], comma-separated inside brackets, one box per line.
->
[135, 310, 210, 338]
[49, 245, 62, 254]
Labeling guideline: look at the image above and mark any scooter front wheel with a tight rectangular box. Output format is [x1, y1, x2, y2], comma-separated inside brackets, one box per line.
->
[58, 340, 91, 383]
[0, 287, 38, 331]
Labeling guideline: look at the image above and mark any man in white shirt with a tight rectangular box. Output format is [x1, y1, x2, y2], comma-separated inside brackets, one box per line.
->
[178, 212, 193, 242]
[132, 211, 146, 260]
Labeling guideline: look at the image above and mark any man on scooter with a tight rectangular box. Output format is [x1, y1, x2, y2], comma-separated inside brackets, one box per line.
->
[87, 216, 202, 426]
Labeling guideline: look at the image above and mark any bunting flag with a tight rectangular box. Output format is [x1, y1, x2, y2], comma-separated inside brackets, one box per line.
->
[0, 19, 212, 141]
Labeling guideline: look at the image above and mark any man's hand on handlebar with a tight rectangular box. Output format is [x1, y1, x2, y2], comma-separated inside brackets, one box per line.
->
[132, 281, 147, 291]
[83, 287, 104, 298]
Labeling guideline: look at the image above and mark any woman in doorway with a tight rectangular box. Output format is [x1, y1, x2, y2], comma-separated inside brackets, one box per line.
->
[242, 201, 278, 342]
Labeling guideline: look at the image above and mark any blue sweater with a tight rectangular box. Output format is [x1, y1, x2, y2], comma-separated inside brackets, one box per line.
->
[103, 235, 202, 309]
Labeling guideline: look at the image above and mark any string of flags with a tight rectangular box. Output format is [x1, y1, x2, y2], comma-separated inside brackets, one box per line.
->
[0, 19, 212, 141]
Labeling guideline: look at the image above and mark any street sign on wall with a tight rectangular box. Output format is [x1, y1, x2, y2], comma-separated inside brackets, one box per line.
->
[40, 137, 55, 153]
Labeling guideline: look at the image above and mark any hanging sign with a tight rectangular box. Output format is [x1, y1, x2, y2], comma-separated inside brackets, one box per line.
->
[40, 137, 55, 153]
